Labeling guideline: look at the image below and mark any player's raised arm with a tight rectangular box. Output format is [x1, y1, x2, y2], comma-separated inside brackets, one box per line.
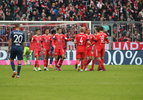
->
[105, 34, 109, 44]
[74, 35, 77, 44]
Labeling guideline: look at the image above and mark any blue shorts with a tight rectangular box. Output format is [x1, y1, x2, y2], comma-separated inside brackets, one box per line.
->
[10, 47, 23, 60]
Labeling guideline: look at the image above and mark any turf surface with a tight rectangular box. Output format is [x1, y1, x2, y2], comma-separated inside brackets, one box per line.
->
[0, 65, 143, 100]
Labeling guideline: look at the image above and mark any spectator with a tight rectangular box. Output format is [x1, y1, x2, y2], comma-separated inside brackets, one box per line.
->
[5, 12, 13, 20]
[140, 32, 143, 42]
[139, 8, 143, 17]
[20, 1, 27, 14]
[113, 33, 117, 42]
[50, 11, 56, 21]
[47, 16, 51, 21]
[66, 13, 70, 21]
[0, 13, 3, 20]
[133, 30, 140, 42]
[118, 33, 124, 42]
[20, 14, 27, 21]
[124, 33, 131, 42]
[76, 12, 83, 21]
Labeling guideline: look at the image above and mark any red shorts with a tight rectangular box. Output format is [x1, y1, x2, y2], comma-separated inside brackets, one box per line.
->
[76, 51, 85, 59]
[100, 46, 105, 57]
[93, 48, 101, 57]
[43, 49, 51, 56]
[53, 48, 65, 56]
[85, 50, 92, 57]
[34, 50, 41, 57]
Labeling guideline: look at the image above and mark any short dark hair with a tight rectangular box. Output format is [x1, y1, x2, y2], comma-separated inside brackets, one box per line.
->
[51, 30, 56, 34]
[36, 28, 40, 32]
[57, 27, 62, 31]
[45, 28, 49, 31]
[15, 23, 20, 28]
[99, 26, 104, 31]
[96, 27, 100, 32]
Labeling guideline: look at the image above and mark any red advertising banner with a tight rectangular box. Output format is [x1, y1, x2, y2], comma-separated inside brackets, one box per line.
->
[112, 42, 143, 50]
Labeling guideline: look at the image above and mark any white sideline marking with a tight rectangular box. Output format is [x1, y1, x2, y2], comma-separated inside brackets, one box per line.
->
[0, 83, 141, 85]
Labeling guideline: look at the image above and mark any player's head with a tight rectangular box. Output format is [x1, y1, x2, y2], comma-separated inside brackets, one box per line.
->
[80, 27, 85, 33]
[95, 27, 100, 34]
[62, 28, 65, 34]
[99, 26, 104, 31]
[15, 23, 20, 29]
[36, 29, 40, 35]
[87, 28, 91, 35]
[51, 30, 56, 35]
[45, 28, 49, 35]
[57, 27, 62, 34]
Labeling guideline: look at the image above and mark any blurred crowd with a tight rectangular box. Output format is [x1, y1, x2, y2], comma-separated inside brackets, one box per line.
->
[0, 0, 143, 46]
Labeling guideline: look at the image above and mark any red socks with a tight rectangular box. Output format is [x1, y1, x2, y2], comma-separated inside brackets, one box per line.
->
[101, 58, 104, 63]
[36, 60, 39, 68]
[46, 60, 48, 67]
[81, 61, 84, 70]
[55, 60, 58, 68]
[58, 58, 63, 67]
[97, 59, 105, 69]
[87, 59, 91, 65]
[97, 59, 101, 68]
[84, 59, 87, 69]
[91, 60, 95, 69]
[34, 60, 37, 68]
[44, 59, 47, 67]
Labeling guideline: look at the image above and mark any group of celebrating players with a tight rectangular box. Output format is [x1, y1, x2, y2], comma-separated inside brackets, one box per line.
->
[8, 23, 109, 78]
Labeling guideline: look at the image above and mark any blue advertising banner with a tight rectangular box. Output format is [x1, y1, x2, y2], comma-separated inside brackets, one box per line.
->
[0, 50, 143, 65]
[103, 50, 143, 65]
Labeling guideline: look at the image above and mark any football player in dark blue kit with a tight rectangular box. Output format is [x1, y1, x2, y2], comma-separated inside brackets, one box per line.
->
[7, 23, 25, 78]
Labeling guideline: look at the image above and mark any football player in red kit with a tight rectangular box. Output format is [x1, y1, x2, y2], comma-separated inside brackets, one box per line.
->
[74, 27, 91, 72]
[84, 28, 94, 71]
[52, 27, 67, 71]
[98, 26, 109, 71]
[30, 29, 45, 71]
[88, 27, 100, 71]
[42, 29, 52, 71]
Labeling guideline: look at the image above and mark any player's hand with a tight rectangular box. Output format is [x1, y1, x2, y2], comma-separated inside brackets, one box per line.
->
[64, 46, 67, 49]
[53, 45, 56, 49]
[7, 49, 10, 55]
[29, 50, 31, 53]
[87, 45, 90, 48]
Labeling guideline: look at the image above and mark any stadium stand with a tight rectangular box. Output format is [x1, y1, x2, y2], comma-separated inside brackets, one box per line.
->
[0, 0, 143, 45]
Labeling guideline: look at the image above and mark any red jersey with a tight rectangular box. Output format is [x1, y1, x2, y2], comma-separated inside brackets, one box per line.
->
[86, 34, 94, 50]
[99, 32, 109, 47]
[62, 34, 67, 49]
[42, 34, 52, 50]
[30, 35, 43, 51]
[75, 33, 88, 52]
[52, 33, 67, 49]
[93, 34, 102, 49]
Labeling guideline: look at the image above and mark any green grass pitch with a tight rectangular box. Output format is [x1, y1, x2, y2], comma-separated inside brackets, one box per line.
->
[0, 65, 143, 100]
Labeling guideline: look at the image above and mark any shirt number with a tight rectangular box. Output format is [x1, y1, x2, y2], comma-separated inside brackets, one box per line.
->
[101, 35, 104, 43]
[79, 37, 83, 45]
[14, 35, 23, 43]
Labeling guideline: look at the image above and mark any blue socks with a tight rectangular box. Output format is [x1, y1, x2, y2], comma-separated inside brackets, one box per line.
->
[11, 61, 15, 72]
[50, 58, 53, 65]
[17, 64, 21, 76]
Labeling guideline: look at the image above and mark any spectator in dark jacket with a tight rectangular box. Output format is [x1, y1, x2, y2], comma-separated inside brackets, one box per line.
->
[50, 11, 56, 21]
[20, 1, 27, 14]
[5, 12, 13, 20]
